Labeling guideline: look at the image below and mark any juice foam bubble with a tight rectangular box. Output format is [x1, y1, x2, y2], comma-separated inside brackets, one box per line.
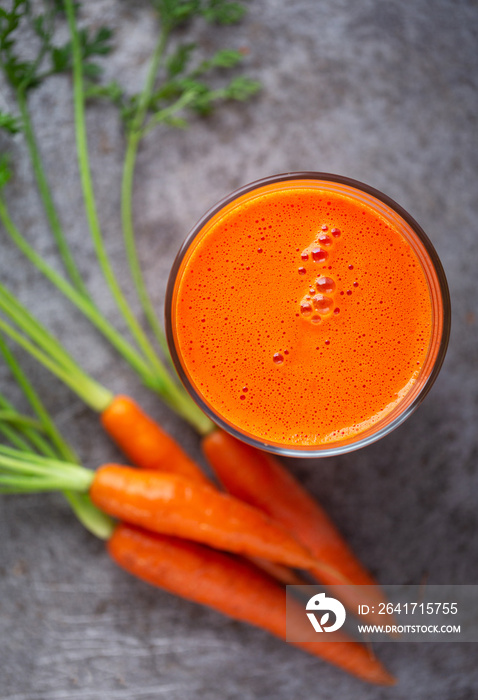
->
[316, 277, 336, 293]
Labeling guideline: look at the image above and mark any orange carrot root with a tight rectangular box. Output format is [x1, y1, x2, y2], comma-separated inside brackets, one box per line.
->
[90, 464, 319, 569]
[101, 395, 211, 485]
[109, 523, 395, 686]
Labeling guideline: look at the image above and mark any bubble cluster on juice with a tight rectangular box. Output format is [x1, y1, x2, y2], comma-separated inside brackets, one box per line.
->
[173, 185, 432, 446]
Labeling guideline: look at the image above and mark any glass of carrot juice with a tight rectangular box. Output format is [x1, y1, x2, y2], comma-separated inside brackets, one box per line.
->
[165, 173, 450, 457]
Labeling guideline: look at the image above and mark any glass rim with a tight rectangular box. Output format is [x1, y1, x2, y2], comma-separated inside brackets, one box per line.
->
[165, 171, 451, 458]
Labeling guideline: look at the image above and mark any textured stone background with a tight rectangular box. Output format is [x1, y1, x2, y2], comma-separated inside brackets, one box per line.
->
[0, 1, 477, 698]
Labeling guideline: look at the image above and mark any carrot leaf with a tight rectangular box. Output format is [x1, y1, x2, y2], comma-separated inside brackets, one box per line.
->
[0, 109, 21, 134]
[0, 366, 114, 540]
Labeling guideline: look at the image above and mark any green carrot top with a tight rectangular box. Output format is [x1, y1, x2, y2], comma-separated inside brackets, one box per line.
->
[0, 333, 114, 539]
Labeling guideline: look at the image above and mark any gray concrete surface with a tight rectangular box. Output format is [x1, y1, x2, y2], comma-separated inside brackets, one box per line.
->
[0, 0, 477, 698]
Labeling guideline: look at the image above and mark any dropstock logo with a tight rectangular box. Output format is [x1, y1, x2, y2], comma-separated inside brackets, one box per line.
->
[306, 593, 346, 633]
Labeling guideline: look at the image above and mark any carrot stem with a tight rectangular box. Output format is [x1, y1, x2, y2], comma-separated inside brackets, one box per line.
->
[0, 197, 157, 387]
[0, 317, 113, 412]
[120, 23, 193, 364]
[0, 348, 114, 539]
[0, 450, 113, 538]
[0, 446, 93, 492]
[0, 411, 44, 432]
[16, 86, 91, 298]
[64, 0, 172, 377]
[0, 391, 58, 458]
[121, 130, 172, 363]
[0, 282, 82, 375]
[62, 490, 115, 540]
[120, 27, 173, 360]
[0, 418, 35, 453]
[0, 331, 78, 461]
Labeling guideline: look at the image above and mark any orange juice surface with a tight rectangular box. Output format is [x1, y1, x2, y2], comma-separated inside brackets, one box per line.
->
[171, 180, 435, 447]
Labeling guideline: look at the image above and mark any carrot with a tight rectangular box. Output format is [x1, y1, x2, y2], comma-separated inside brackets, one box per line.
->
[101, 395, 212, 486]
[108, 523, 395, 686]
[0, 447, 331, 570]
[90, 464, 321, 570]
[202, 430, 390, 621]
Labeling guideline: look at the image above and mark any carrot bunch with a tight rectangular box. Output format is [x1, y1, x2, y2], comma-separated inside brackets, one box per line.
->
[0, 338, 394, 686]
[0, 281, 397, 684]
[0, 0, 396, 688]
[0, 443, 394, 686]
